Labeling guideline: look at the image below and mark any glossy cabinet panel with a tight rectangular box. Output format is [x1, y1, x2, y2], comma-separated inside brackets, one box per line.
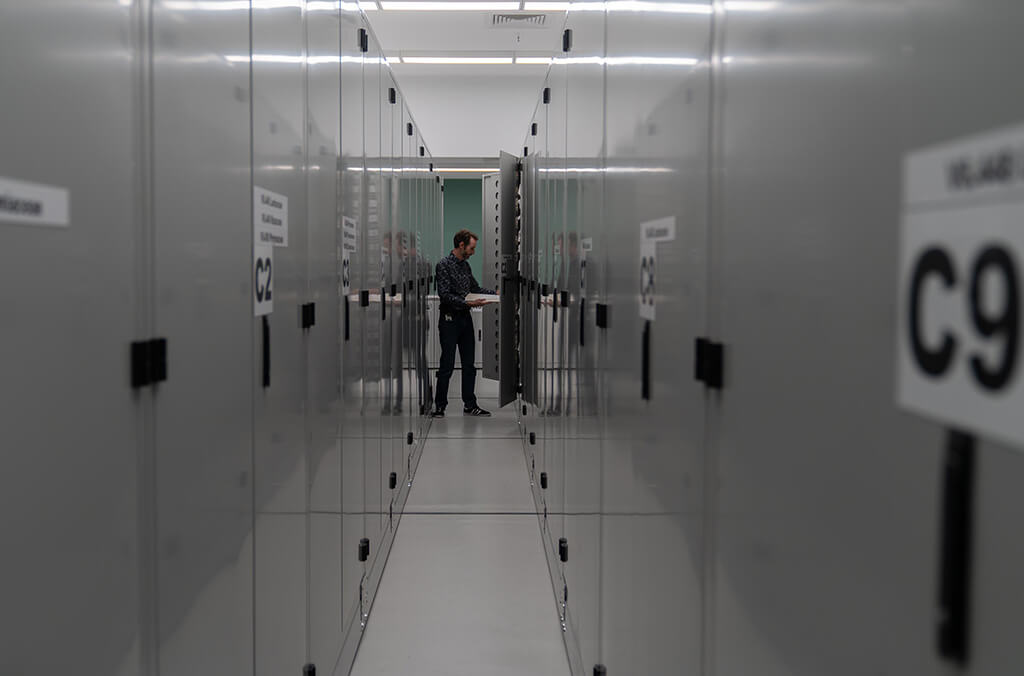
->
[0, 2, 141, 674]
[518, 1, 1024, 676]
[1, 3, 438, 675]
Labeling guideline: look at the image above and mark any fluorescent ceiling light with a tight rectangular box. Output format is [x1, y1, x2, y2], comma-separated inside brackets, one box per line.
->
[437, 167, 499, 172]
[523, 1, 571, 9]
[225, 54, 369, 64]
[547, 55, 698, 66]
[379, 1, 520, 9]
[723, 0, 777, 10]
[604, 56, 698, 66]
[516, 56, 554, 64]
[401, 56, 514, 64]
[604, 1, 711, 12]
[163, 0, 250, 9]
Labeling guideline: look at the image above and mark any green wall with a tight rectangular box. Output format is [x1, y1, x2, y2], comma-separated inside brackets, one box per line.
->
[442, 178, 483, 281]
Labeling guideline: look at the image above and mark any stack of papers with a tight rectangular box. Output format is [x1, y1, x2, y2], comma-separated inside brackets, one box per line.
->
[466, 293, 500, 305]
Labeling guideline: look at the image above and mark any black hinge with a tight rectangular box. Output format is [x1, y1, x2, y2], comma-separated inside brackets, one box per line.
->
[553, 288, 559, 323]
[436, 175, 440, 184]
[531, 123, 538, 137]
[358, 28, 368, 53]
[558, 537, 568, 562]
[407, 122, 413, 136]
[530, 432, 536, 445]
[429, 162, 434, 172]
[562, 28, 573, 53]
[381, 287, 386, 320]
[131, 338, 168, 389]
[390, 284, 397, 298]
[694, 337, 725, 389]
[419, 146, 425, 157]
[303, 665, 316, 676]
[388, 87, 396, 104]
[358, 537, 370, 562]
[540, 472, 548, 490]
[524, 146, 529, 157]
[543, 87, 551, 104]
[542, 283, 549, 296]
[407, 432, 414, 445]
[594, 666, 607, 676]
[560, 290, 568, 308]
[360, 290, 370, 307]
[937, 429, 976, 666]
[596, 303, 608, 329]
[301, 302, 316, 329]
[389, 472, 397, 490]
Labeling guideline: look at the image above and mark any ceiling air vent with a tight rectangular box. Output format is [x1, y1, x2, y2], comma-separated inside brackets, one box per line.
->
[490, 13, 547, 28]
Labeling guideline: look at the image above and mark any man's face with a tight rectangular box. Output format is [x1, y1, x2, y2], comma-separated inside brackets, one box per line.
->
[459, 238, 477, 259]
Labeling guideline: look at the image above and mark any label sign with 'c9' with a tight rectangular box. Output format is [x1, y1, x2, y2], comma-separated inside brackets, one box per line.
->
[899, 123, 1024, 449]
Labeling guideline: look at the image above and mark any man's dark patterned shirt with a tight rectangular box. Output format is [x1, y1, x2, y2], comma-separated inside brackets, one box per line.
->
[436, 252, 493, 313]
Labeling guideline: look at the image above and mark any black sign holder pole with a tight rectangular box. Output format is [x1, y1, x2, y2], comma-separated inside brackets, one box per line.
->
[937, 427, 976, 667]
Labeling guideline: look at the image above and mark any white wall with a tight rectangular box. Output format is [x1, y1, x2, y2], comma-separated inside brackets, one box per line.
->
[391, 67, 547, 157]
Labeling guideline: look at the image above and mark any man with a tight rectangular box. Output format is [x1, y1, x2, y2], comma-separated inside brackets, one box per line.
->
[432, 229, 494, 417]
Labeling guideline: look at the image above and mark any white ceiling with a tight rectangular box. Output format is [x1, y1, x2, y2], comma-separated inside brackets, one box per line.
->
[365, 6, 568, 157]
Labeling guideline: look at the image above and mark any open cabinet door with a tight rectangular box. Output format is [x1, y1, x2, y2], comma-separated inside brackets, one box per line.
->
[481, 151, 521, 408]
[498, 150, 520, 407]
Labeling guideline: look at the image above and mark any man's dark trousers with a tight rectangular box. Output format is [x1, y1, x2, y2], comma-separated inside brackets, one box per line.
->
[435, 310, 477, 411]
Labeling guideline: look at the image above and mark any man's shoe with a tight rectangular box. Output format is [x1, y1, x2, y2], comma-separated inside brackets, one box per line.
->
[429, 408, 445, 418]
[464, 406, 491, 417]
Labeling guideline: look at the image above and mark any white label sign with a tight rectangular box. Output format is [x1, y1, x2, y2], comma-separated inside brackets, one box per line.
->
[254, 186, 288, 247]
[342, 215, 358, 253]
[254, 243, 274, 316]
[642, 216, 676, 243]
[898, 122, 1024, 448]
[0, 176, 69, 227]
[640, 239, 657, 320]
[581, 237, 593, 295]
[342, 251, 351, 294]
[638, 217, 674, 320]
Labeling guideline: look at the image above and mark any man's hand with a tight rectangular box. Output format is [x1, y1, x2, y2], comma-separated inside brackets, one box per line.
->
[466, 298, 488, 308]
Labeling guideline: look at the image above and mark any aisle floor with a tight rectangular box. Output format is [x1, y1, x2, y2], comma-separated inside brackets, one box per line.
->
[349, 393, 571, 676]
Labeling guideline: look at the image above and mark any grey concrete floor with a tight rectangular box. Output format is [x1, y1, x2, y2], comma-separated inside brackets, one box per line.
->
[349, 394, 571, 676]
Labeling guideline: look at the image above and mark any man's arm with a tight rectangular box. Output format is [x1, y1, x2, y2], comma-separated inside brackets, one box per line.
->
[470, 274, 495, 296]
[436, 260, 469, 309]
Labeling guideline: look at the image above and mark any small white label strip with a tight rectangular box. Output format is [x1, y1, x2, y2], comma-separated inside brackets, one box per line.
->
[642, 216, 676, 242]
[0, 176, 69, 227]
[638, 217, 674, 320]
[343, 216, 359, 253]
[254, 186, 288, 247]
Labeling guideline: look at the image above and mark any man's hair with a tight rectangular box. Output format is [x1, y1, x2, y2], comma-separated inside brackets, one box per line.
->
[454, 229, 478, 249]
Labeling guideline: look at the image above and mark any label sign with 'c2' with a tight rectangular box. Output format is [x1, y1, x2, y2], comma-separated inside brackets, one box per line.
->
[898, 122, 1024, 449]
[254, 243, 273, 316]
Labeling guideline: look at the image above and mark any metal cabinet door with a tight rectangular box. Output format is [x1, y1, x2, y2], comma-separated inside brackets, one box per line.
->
[306, 4, 344, 671]
[250, 4, 310, 674]
[339, 10, 368, 651]
[0, 3, 143, 673]
[361, 34, 385, 589]
[561, 10, 607, 671]
[150, 3, 258, 675]
[599, 6, 713, 674]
